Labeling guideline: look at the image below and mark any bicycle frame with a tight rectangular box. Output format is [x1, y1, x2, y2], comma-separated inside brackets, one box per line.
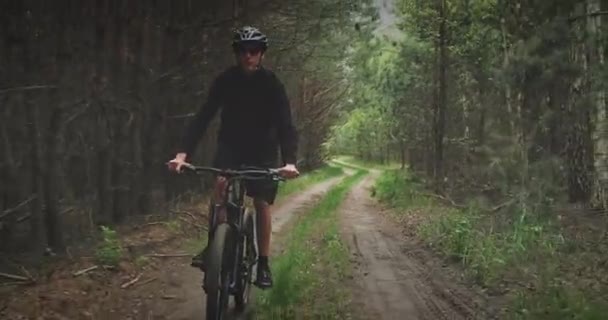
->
[208, 176, 247, 240]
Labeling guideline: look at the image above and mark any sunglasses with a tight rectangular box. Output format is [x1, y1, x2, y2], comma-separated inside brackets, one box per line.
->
[236, 46, 263, 55]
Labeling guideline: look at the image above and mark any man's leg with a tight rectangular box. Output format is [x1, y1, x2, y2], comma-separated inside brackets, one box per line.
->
[254, 198, 273, 288]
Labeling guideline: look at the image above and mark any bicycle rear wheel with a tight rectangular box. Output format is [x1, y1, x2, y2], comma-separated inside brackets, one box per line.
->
[235, 208, 257, 312]
[205, 223, 233, 320]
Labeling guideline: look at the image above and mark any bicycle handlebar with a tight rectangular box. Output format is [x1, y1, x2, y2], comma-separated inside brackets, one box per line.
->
[181, 163, 285, 181]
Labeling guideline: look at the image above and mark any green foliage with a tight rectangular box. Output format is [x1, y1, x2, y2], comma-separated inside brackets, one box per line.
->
[165, 220, 181, 233]
[95, 226, 123, 266]
[373, 169, 433, 208]
[374, 167, 608, 317]
[134, 255, 150, 268]
[374, 169, 564, 287]
[277, 165, 344, 199]
[512, 283, 608, 320]
[182, 233, 209, 255]
[328, 0, 608, 317]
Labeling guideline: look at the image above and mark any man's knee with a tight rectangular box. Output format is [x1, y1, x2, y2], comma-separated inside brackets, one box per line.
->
[214, 177, 227, 200]
[254, 198, 270, 211]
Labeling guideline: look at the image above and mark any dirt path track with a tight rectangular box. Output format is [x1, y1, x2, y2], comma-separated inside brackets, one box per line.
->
[340, 171, 490, 320]
[149, 175, 346, 320]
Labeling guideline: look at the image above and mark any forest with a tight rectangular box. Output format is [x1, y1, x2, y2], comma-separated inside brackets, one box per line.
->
[2, 0, 608, 319]
[0, 0, 360, 255]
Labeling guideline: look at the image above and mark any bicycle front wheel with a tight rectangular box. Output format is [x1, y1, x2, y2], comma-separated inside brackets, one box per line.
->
[205, 223, 233, 320]
[235, 208, 257, 312]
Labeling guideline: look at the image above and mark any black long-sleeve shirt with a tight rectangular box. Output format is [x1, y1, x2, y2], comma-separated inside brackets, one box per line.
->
[178, 66, 298, 165]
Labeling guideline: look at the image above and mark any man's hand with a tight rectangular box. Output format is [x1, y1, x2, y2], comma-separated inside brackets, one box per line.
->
[167, 153, 189, 173]
[278, 163, 299, 179]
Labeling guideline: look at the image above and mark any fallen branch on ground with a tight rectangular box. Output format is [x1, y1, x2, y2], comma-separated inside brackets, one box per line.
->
[491, 199, 516, 212]
[20, 266, 34, 281]
[417, 191, 467, 209]
[121, 273, 142, 289]
[135, 277, 157, 287]
[171, 210, 199, 221]
[73, 265, 99, 277]
[0, 272, 30, 282]
[179, 211, 197, 220]
[0, 281, 30, 287]
[177, 216, 206, 230]
[143, 221, 166, 227]
[145, 253, 191, 258]
[0, 85, 58, 94]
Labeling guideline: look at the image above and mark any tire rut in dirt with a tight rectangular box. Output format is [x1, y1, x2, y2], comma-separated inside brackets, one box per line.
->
[340, 172, 487, 320]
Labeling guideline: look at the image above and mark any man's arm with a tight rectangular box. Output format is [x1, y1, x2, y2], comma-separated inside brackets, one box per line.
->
[273, 79, 298, 165]
[177, 76, 224, 159]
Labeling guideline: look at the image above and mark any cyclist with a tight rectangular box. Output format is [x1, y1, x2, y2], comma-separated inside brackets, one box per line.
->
[167, 26, 299, 289]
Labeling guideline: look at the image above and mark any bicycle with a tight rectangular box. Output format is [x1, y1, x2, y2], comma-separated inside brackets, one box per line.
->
[181, 163, 285, 319]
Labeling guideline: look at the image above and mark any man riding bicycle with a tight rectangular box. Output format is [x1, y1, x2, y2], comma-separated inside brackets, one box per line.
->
[167, 26, 299, 289]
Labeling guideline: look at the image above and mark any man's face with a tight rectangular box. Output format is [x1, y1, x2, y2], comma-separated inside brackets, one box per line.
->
[236, 44, 264, 72]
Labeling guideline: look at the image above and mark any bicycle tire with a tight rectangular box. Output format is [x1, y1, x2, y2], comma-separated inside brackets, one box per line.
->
[235, 208, 256, 312]
[205, 223, 233, 320]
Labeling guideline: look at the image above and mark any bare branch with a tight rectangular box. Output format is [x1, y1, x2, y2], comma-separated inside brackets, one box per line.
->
[0, 281, 30, 287]
[168, 113, 196, 119]
[135, 277, 157, 287]
[0, 195, 37, 220]
[0, 85, 58, 95]
[0, 272, 30, 282]
[172, 210, 198, 221]
[417, 191, 467, 209]
[177, 216, 206, 230]
[121, 273, 142, 289]
[490, 199, 517, 212]
[568, 11, 608, 22]
[145, 253, 192, 258]
[73, 265, 99, 277]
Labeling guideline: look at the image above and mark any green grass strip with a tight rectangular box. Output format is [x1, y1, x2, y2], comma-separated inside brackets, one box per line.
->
[255, 169, 367, 319]
[277, 164, 344, 199]
[332, 155, 400, 170]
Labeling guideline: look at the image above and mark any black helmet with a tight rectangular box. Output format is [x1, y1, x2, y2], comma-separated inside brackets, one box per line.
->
[232, 26, 268, 50]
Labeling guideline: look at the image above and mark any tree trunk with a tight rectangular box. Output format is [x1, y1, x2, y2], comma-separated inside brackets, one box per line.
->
[95, 0, 115, 225]
[589, 0, 608, 207]
[434, 0, 448, 191]
[566, 3, 595, 204]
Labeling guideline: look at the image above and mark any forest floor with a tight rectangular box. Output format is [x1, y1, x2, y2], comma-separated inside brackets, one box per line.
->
[0, 160, 518, 320]
[0, 166, 346, 320]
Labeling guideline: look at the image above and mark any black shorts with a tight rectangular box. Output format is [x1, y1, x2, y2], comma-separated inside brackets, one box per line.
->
[213, 143, 279, 205]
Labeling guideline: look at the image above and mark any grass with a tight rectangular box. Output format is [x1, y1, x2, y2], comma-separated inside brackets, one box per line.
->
[182, 233, 208, 255]
[95, 226, 123, 266]
[276, 164, 344, 199]
[332, 155, 400, 170]
[255, 169, 367, 319]
[373, 168, 608, 319]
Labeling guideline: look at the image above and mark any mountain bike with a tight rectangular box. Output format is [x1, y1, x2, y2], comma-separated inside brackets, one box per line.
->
[181, 163, 284, 319]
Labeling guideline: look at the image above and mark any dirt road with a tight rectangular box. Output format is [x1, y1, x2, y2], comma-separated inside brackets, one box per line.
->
[340, 171, 490, 320]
